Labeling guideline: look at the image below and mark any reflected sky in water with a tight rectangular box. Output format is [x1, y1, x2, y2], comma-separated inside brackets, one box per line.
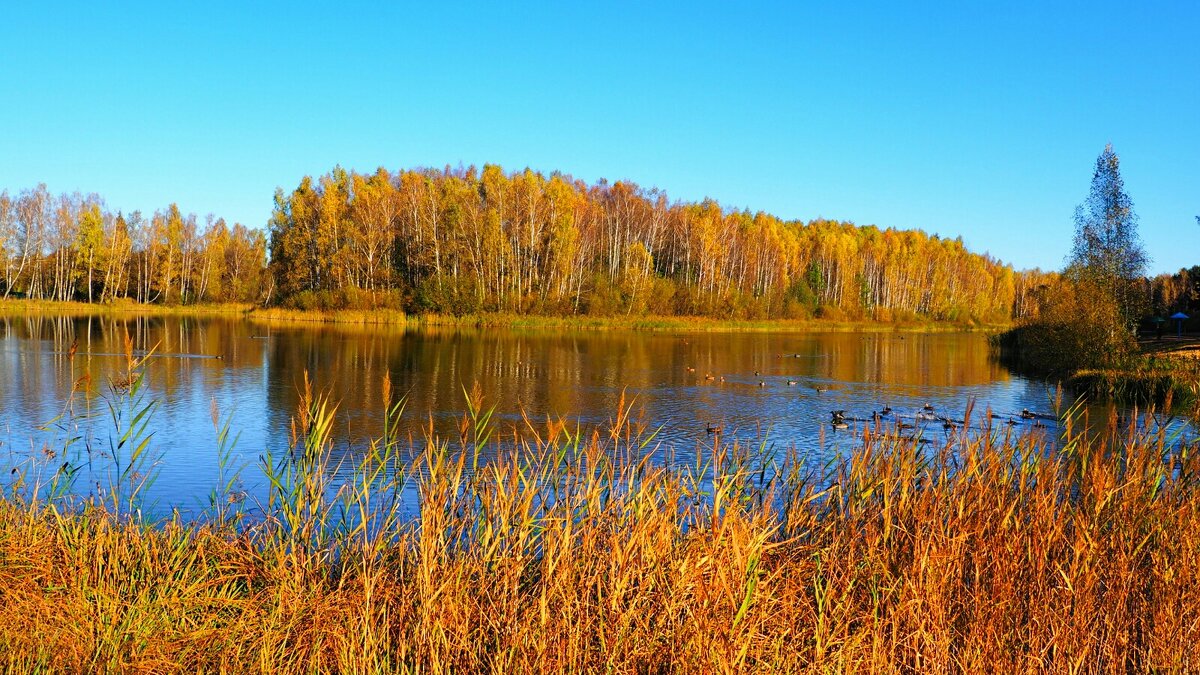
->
[0, 314, 1181, 514]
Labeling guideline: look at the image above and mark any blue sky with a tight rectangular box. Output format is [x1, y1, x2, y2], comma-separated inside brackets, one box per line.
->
[2, 2, 1196, 274]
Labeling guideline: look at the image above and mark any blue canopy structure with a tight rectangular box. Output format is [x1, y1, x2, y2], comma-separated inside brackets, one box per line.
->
[1170, 312, 1189, 337]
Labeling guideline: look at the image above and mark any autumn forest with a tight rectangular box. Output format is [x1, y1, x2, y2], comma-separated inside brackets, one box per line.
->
[2, 163, 1186, 324]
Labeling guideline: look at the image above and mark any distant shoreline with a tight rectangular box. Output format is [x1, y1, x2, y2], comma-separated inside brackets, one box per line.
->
[0, 298, 1005, 334]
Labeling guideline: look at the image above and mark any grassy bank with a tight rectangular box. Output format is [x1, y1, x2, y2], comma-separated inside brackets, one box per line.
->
[0, 298, 1003, 333]
[1068, 358, 1200, 406]
[0, 297, 256, 317]
[996, 321, 1200, 409]
[0, 366, 1197, 671]
[1055, 338, 1200, 407]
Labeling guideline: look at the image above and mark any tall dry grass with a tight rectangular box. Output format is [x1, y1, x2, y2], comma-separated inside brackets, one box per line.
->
[0, 363, 1197, 672]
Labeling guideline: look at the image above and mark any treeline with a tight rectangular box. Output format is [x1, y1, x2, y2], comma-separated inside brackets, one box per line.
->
[0, 185, 267, 304]
[1148, 266, 1200, 320]
[2, 168, 1039, 323]
[268, 165, 1021, 322]
[1000, 267, 1200, 331]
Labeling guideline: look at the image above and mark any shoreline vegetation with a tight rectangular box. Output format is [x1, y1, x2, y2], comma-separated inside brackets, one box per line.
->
[997, 325, 1200, 408]
[0, 297, 1003, 333]
[995, 290, 1200, 409]
[1068, 341, 1200, 406]
[0, 358, 1197, 671]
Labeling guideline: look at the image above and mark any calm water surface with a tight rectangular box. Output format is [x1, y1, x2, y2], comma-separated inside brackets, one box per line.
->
[0, 314, 1170, 515]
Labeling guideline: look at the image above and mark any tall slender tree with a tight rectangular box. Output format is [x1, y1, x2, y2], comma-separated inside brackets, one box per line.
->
[75, 202, 105, 303]
[1067, 144, 1148, 330]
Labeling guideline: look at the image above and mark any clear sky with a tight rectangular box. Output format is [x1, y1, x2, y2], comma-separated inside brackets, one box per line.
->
[2, 1, 1196, 274]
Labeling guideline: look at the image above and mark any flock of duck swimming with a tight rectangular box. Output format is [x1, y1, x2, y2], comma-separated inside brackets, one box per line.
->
[691, 364, 1056, 437]
[826, 404, 1055, 433]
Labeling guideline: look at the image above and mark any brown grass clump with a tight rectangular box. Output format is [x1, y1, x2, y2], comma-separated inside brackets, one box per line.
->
[0, 384, 1198, 673]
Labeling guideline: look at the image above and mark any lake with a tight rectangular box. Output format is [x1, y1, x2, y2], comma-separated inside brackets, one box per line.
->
[0, 313, 1153, 516]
